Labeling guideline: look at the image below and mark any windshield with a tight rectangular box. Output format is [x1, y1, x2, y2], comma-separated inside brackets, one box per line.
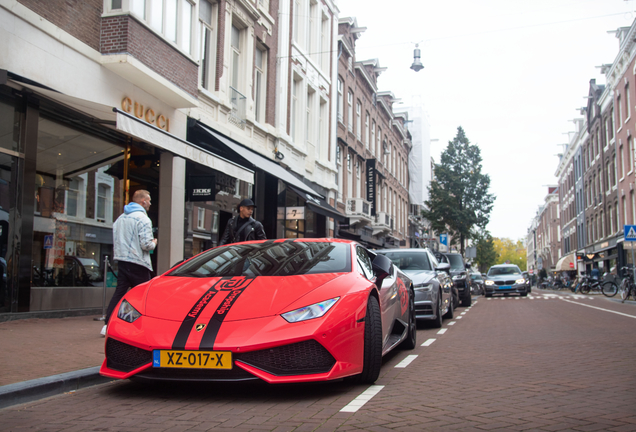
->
[169, 241, 351, 278]
[446, 254, 464, 270]
[488, 266, 522, 276]
[470, 274, 482, 281]
[379, 252, 432, 271]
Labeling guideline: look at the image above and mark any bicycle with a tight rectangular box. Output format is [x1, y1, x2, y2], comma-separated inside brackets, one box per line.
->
[620, 270, 636, 303]
[601, 267, 634, 298]
[579, 275, 602, 294]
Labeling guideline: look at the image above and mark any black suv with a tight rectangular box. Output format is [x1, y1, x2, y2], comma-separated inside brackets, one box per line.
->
[437, 252, 472, 307]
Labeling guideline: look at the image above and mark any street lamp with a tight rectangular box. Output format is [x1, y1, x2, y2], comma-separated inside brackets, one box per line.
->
[410, 44, 424, 72]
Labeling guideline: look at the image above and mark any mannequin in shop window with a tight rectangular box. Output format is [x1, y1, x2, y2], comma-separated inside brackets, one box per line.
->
[219, 199, 266, 245]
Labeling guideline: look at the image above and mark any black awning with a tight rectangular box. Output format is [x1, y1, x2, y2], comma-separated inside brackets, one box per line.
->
[287, 185, 346, 223]
[197, 124, 321, 199]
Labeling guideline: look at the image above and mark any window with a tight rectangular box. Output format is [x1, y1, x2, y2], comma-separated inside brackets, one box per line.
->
[130, 0, 194, 54]
[320, 14, 329, 70]
[355, 159, 360, 198]
[630, 136, 635, 173]
[291, 77, 301, 141]
[337, 78, 343, 122]
[199, 0, 216, 90]
[306, 88, 314, 144]
[197, 207, 205, 229]
[318, 98, 326, 160]
[66, 178, 80, 217]
[293, 0, 302, 44]
[376, 127, 381, 158]
[370, 121, 376, 156]
[620, 144, 625, 178]
[254, 45, 267, 123]
[336, 146, 343, 201]
[356, 101, 361, 140]
[356, 246, 374, 280]
[618, 95, 623, 125]
[347, 153, 352, 198]
[626, 83, 631, 120]
[347, 90, 353, 132]
[364, 112, 369, 147]
[96, 183, 111, 222]
[230, 24, 242, 91]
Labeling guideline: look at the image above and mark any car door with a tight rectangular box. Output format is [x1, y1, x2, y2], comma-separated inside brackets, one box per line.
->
[428, 251, 452, 305]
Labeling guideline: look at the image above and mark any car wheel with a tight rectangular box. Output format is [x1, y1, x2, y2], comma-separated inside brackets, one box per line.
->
[485, 293, 492, 298]
[354, 296, 383, 384]
[399, 287, 417, 350]
[443, 296, 454, 319]
[431, 291, 443, 328]
[461, 290, 472, 307]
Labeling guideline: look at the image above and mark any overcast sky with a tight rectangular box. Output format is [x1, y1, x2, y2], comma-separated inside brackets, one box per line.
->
[338, 0, 635, 242]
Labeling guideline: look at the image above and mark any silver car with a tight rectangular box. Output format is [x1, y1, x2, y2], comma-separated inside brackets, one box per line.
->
[377, 248, 454, 327]
[484, 264, 528, 297]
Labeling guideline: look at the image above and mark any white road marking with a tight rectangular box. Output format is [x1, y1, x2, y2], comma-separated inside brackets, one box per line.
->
[340, 385, 384, 412]
[460, 312, 466, 315]
[561, 299, 636, 319]
[456, 316, 463, 319]
[395, 354, 418, 368]
[421, 338, 436, 346]
[437, 328, 447, 334]
[447, 321, 456, 325]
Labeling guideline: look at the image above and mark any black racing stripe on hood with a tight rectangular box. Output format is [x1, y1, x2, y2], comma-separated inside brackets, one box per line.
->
[172, 284, 222, 350]
[199, 276, 255, 349]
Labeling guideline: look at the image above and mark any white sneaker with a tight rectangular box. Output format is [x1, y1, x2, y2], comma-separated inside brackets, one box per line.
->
[100, 325, 107, 337]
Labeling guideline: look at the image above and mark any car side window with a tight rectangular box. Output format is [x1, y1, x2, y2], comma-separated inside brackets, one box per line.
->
[356, 246, 374, 281]
[428, 251, 439, 269]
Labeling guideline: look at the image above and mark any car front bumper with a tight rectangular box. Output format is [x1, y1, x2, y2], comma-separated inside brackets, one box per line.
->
[485, 284, 528, 295]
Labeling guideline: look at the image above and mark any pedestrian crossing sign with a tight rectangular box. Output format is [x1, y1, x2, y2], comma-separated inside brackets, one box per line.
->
[43, 235, 53, 249]
[625, 225, 636, 242]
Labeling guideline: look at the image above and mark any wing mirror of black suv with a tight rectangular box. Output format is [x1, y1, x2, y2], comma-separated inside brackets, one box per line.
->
[436, 262, 451, 274]
[372, 254, 393, 287]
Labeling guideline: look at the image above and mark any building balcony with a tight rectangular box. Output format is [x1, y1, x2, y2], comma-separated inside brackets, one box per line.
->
[372, 211, 392, 235]
[229, 86, 247, 129]
[346, 198, 373, 226]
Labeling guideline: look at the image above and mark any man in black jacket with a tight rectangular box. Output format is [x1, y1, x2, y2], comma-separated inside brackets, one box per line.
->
[219, 198, 267, 245]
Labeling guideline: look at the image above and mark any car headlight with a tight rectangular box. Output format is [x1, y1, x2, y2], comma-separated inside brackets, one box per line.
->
[281, 297, 339, 323]
[414, 282, 433, 291]
[485, 280, 495, 286]
[117, 299, 141, 323]
[515, 278, 526, 285]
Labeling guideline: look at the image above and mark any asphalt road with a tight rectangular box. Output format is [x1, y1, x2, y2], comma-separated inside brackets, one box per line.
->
[3, 290, 636, 432]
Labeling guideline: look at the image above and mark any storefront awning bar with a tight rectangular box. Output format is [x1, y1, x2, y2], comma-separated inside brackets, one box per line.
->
[287, 185, 346, 223]
[7, 77, 254, 185]
[115, 110, 253, 184]
[197, 124, 322, 199]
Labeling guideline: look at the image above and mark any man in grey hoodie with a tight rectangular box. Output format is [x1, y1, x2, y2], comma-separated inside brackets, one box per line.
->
[101, 190, 157, 336]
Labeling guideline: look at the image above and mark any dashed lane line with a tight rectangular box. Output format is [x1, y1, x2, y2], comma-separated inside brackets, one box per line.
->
[437, 328, 447, 334]
[395, 355, 418, 368]
[456, 316, 462, 319]
[340, 385, 384, 413]
[421, 338, 436, 346]
[561, 299, 636, 319]
[447, 321, 456, 325]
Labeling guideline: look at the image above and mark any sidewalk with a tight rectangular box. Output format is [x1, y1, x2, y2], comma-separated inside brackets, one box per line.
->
[0, 315, 110, 409]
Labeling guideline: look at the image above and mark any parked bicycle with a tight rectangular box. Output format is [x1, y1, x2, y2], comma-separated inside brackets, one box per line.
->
[579, 275, 602, 294]
[620, 269, 636, 302]
[599, 267, 633, 298]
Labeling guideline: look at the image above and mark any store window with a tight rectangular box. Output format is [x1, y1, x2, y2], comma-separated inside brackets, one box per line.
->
[31, 116, 124, 311]
[276, 181, 318, 239]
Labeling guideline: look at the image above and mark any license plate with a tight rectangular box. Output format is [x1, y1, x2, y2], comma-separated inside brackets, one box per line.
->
[498, 286, 511, 290]
[153, 350, 232, 369]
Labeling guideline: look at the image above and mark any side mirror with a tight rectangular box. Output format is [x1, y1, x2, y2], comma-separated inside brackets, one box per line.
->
[372, 254, 392, 287]
[436, 262, 451, 273]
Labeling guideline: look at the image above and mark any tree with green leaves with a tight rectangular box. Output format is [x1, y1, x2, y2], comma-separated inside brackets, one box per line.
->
[422, 127, 495, 255]
[474, 232, 498, 273]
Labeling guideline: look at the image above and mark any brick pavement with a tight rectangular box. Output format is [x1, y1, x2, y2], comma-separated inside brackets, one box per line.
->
[0, 315, 105, 386]
[2, 295, 636, 431]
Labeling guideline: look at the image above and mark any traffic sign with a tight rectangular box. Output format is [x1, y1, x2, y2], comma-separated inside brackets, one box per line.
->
[44, 235, 53, 249]
[625, 225, 636, 242]
[439, 233, 448, 246]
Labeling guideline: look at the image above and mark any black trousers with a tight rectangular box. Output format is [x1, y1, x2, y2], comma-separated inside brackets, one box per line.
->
[105, 261, 153, 324]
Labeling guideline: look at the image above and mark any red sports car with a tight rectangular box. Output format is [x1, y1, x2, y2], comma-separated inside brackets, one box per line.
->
[100, 238, 416, 384]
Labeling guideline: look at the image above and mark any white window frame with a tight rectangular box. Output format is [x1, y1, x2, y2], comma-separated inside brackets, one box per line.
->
[199, 0, 217, 90]
[197, 207, 205, 229]
[347, 90, 353, 132]
[254, 44, 267, 123]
